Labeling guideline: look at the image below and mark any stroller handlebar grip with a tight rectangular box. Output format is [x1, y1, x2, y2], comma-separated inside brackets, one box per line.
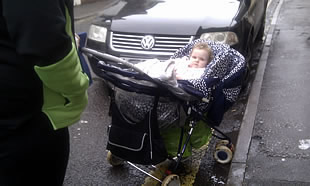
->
[81, 47, 147, 75]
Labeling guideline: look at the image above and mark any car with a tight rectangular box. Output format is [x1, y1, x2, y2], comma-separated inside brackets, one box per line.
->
[86, 0, 268, 78]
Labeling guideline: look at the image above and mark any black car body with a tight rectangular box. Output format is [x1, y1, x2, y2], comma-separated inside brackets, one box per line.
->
[86, 0, 268, 77]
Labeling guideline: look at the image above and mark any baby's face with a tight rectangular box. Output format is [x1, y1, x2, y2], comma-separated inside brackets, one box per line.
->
[189, 48, 210, 68]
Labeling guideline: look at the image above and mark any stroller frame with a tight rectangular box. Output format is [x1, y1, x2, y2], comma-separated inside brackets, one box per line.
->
[82, 47, 234, 184]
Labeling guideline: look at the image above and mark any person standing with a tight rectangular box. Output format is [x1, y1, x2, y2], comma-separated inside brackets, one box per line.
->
[0, 0, 89, 185]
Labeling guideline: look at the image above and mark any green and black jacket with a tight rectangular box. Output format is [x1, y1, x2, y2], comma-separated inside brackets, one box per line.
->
[0, 0, 89, 131]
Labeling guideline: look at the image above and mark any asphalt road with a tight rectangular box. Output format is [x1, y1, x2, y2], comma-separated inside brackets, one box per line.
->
[63, 1, 279, 185]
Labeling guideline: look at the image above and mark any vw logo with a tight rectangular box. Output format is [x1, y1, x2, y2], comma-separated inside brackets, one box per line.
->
[141, 35, 155, 50]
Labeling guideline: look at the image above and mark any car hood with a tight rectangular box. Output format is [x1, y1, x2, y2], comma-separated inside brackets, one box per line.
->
[96, 0, 242, 35]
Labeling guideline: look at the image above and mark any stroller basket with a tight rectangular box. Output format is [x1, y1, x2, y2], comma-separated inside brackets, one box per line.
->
[107, 90, 169, 165]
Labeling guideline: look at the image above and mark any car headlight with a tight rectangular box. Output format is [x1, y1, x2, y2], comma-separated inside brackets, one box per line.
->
[88, 25, 107, 43]
[200, 32, 239, 46]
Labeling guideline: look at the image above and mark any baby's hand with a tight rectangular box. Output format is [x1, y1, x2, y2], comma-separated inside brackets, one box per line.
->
[173, 69, 182, 80]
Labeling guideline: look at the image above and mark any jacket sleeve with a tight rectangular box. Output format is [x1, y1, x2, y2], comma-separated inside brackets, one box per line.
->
[2, 0, 73, 65]
[3, 0, 89, 129]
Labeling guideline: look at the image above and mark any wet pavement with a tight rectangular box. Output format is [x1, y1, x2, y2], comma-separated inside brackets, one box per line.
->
[227, 0, 310, 185]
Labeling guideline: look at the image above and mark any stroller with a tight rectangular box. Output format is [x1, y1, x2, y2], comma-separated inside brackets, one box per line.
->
[82, 39, 246, 185]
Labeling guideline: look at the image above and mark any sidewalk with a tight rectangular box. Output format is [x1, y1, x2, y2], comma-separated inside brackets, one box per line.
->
[227, 0, 310, 185]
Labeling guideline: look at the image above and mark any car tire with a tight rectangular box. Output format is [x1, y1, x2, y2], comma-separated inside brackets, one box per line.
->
[245, 28, 254, 62]
[241, 62, 251, 92]
[256, 12, 266, 42]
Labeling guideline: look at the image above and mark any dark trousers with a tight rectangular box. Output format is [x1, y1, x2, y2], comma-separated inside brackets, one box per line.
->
[0, 112, 70, 186]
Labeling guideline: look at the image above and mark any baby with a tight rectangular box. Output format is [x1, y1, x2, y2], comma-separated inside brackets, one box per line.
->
[133, 42, 213, 99]
[174, 42, 213, 80]
[134, 42, 213, 82]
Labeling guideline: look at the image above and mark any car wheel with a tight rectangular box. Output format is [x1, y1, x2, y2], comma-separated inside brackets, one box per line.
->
[241, 62, 251, 91]
[256, 12, 266, 42]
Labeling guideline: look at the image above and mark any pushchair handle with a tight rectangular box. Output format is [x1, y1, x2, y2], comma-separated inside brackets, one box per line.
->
[81, 47, 175, 96]
[81, 47, 204, 101]
[81, 47, 147, 75]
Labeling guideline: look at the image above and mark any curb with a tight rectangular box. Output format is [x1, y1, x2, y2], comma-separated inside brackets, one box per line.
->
[226, 0, 284, 185]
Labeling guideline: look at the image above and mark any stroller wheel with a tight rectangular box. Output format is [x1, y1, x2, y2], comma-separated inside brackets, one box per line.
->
[107, 151, 124, 166]
[215, 140, 235, 152]
[214, 145, 233, 164]
[215, 140, 229, 149]
[161, 174, 181, 186]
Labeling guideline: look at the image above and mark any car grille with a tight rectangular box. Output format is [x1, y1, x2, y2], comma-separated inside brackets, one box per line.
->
[110, 32, 194, 57]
